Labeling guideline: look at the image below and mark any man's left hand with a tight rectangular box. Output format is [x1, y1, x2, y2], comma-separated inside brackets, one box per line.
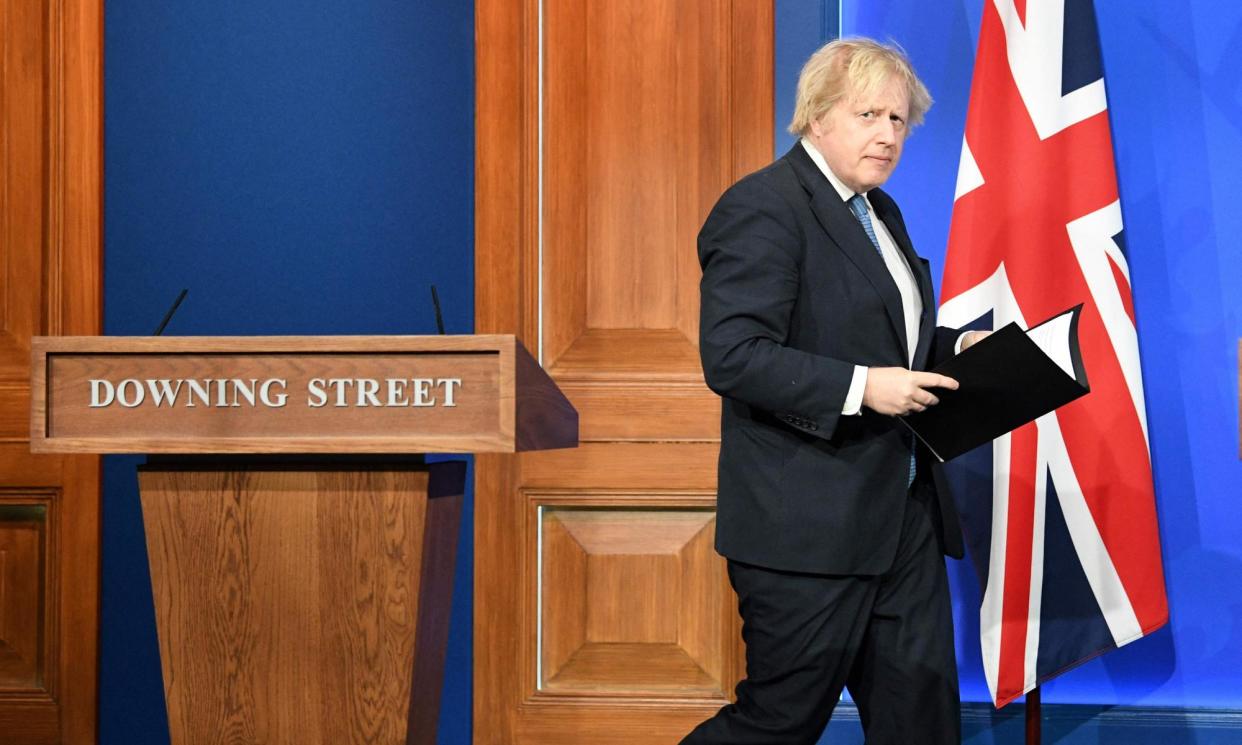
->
[960, 330, 991, 351]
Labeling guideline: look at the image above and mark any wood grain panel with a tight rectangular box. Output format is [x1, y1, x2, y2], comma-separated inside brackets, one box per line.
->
[543, 0, 732, 336]
[0, 0, 45, 381]
[474, 1, 543, 736]
[0, 503, 48, 689]
[546, 643, 717, 694]
[582, 0, 680, 331]
[554, 510, 712, 554]
[140, 462, 464, 745]
[0, 489, 60, 745]
[0, 701, 61, 745]
[536, 505, 732, 699]
[541, 0, 588, 367]
[318, 471, 425, 744]
[539, 515, 588, 683]
[568, 384, 721, 443]
[585, 555, 679, 643]
[0, 385, 31, 444]
[0, 0, 102, 739]
[477, 0, 772, 741]
[670, 0, 730, 348]
[678, 517, 730, 688]
[729, 0, 779, 178]
[521, 443, 719, 491]
[548, 329, 702, 381]
[540, 0, 770, 398]
[473, 452, 524, 745]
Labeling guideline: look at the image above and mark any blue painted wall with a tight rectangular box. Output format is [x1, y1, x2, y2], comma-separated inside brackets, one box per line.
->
[102, 2, 474, 742]
[777, 0, 1242, 725]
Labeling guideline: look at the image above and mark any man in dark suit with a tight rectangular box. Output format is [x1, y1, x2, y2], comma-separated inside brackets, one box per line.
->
[681, 38, 987, 745]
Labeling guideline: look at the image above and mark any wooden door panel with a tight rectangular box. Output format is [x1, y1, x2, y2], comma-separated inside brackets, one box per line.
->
[477, 1, 773, 741]
[545, 0, 737, 350]
[541, 0, 770, 443]
[0, 500, 50, 690]
[0, 0, 102, 742]
[537, 505, 731, 698]
[474, 1, 765, 740]
[542, 0, 760, 446]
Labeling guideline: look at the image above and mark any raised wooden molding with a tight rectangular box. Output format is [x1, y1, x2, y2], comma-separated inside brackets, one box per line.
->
[31, 335, 576, 454]
[524, 490, 739, 705]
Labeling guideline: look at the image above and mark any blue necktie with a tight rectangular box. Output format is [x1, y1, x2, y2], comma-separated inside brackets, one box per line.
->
[847, 194, 918, 488]
[847, 194, 885, 259]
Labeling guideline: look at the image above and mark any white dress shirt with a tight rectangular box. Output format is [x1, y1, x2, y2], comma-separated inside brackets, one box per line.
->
[799, 139, 923, 415]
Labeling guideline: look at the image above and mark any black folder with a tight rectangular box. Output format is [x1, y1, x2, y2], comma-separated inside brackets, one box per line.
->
[900, 304, 1090, 462]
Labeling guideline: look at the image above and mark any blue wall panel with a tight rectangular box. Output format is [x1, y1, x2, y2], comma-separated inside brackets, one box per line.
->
[774, 1, 840, 155]
[103, 2, 474, 742]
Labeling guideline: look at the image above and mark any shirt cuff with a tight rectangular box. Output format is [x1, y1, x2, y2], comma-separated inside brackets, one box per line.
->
[843, 365, 867, 415]
[954, 332, 970, 355]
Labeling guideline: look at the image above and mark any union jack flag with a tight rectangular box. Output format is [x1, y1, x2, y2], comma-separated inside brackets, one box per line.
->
[939, 0, 1169, 707]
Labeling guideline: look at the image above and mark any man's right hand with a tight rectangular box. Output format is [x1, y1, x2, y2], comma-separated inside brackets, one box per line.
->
[862, 368, 959, 416]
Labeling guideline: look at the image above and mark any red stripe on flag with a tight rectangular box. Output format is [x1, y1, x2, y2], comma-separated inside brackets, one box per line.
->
[996, 423, 1039, 706]
[1107, 256, 1138, 326]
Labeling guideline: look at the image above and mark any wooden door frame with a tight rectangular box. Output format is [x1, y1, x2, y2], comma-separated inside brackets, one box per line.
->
[474, 1, 539, 741]
[49, 6, 105, 740]
[46, 1, 103, 740]
[52, 0, 104, 337]
[0, 1, 103, 741]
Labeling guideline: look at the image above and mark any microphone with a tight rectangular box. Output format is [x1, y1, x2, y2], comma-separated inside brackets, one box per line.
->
[153, 289, 188, 336]
[430, 285, 446, 335]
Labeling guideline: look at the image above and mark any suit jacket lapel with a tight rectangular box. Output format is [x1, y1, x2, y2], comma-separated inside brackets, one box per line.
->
[911, 257, 936, 370]
[871, 193, 937, 370]
[786, 146, 909, 357]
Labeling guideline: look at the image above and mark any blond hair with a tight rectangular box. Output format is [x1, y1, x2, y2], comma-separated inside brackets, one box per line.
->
[788, 37, 933, 136]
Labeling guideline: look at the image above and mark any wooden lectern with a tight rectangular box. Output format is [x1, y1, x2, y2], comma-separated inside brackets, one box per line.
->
[30, 335, 576, 744]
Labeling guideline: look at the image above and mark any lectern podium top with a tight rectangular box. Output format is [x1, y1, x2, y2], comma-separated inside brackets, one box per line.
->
[30, 334, 577, 454]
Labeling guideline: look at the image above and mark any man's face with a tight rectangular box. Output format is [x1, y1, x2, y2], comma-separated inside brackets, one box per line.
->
[807, 76, 910, 194]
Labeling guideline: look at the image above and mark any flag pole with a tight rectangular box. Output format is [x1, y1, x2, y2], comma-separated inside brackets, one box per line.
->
[1025, 685, 1041, 744]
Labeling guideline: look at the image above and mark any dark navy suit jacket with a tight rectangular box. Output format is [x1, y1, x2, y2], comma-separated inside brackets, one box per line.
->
[699, 143, 964, 575]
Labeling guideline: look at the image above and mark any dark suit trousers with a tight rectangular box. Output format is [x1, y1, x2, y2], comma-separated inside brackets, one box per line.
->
[680, 489, 960, 745]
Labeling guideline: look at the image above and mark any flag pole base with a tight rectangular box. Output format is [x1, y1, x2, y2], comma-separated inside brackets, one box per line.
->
[1026, 686, 1041, 745]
